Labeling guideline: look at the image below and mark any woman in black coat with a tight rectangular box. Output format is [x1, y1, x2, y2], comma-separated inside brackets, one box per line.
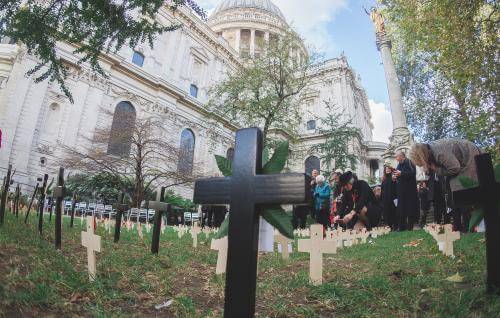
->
[381, 164, 397, 231]
[394, 151, 419, 231]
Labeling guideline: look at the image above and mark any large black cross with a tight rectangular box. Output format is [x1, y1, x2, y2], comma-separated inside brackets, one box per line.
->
[193, 128, 311, 317]
[0, 164, 12, 225]
[38, 174, 49, 235]
[113, 192, 129, 243]
[451, 153, 500, 294]
[25, 183, 39, 224]
[53, 167, 66, 250]
[148, 187, 170, 254]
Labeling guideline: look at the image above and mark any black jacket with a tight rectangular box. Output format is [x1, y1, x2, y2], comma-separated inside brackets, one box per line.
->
[352, 180, 376, 214]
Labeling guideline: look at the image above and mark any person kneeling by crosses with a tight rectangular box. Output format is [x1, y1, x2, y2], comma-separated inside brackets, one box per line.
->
[335, 171, 381, 231]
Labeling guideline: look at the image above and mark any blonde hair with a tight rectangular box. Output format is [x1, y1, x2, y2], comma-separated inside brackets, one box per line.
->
[410, 143, 431, 171]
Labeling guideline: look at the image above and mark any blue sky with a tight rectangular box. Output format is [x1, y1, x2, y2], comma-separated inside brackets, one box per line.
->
[198, 0, 393, 142]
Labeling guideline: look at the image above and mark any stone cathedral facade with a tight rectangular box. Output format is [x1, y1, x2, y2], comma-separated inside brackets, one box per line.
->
[0, 0, 386, 198]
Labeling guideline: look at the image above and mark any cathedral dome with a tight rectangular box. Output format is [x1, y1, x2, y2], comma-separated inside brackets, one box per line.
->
[211, 0, 286, 22]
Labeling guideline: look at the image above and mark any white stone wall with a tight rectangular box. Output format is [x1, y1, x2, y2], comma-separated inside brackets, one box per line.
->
[0, 3, 386, 199]
[0, 7, 237, 199]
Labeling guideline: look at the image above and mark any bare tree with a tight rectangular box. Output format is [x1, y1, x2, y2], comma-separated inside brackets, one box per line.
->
[61, 112, 202, 207]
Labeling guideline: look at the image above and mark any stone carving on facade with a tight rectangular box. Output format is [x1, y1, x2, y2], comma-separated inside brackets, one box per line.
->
[0, 76, 7, 88]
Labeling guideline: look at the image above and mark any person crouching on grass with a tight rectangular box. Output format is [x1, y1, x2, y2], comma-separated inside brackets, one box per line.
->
[335, 171, 380, 231]
[313, 175, 331, 230]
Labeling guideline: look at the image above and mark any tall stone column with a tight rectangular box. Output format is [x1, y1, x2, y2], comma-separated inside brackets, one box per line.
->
[370, 8, 413, 159]
[250, 29, 256, 56]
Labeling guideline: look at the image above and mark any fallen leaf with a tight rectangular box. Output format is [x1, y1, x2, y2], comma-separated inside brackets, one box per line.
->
[403, 239, 424, 247]
[446, 273, 464, 283]
[70, 292, 81, 303]
[155, 299, 173, 310]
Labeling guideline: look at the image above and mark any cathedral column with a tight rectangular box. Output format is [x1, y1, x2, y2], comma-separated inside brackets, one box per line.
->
[264, 31, 269, 44]
[235, 29, 241, 54]
[250, 29, 256, 56]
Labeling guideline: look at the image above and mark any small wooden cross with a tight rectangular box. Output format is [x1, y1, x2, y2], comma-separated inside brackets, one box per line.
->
[337, 230, 351, 247]
[203, 227, 212, 238]
[137, 222, 144, 239]
[211, 236, 228, 275]
[191, 223, 201, 248]
[274, 233, 293, 260]
[298, 224, 337, 285]
[81, 216, 101, 282]
[436, 224, 460, 257]
[357, 229, 370, 244]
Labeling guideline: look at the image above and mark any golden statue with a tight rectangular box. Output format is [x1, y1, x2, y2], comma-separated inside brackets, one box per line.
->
[366, 7, 386, 34]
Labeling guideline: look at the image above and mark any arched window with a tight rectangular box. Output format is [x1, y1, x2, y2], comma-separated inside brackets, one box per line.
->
[305, 156, 321, 176]
[190, 84, 198, 98]
[132, 51, 145, 67]
[307, 120, 316, 131]
[107, 101, 136, 157]
[226, 148, 235, 162]
[42, 103, 62, 138]
[178, 129, 195, 174]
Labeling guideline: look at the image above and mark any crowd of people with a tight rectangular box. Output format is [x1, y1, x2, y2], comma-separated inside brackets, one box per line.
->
[294, 138, 481, 233]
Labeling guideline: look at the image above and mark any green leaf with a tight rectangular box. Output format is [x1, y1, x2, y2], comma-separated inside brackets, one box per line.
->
[262, 147, 270, 166]
[263, 141, 289, 174]
[215, 216, 229, 239]
[261, 205, 294, 239]
[458, 175, 478, 189]
[468, 208, 484, 232]
[494, 164, 500, 183]
[215, 155, 232, 177]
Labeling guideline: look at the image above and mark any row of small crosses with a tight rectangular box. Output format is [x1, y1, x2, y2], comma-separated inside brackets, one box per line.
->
[209, 225, 392, 285]
[424, 223, 461, 258]
[80, 217, 220, 281]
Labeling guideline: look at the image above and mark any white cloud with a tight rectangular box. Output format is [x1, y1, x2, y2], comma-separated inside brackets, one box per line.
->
[369, 99, 393, 143]
[198, 0, 348, 56]
[273, 0, 347, 55]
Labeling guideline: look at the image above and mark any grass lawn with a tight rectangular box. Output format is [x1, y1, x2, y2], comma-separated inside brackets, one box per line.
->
[0, 210, 499, 317]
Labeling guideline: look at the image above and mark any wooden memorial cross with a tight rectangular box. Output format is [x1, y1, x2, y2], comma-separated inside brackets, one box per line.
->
[211, 236, 228, 275]
[191, 223, 201, 248]
[113, 193, 129, 243]
[53, 167, 66, 250]
[137, 222, 143, 239]
[298, 224, 337, 285]
[37, 174, 49, 235]
[337, 230, 351, 248]
[148, 187, 170, 254]
[81, 216, 101, 282]
[357, 229, 370, 244]
[435, 224, 460, 257]
[0, 164, 12, 224]
[69, 192, 77, 228]
[13, 184, 20, 218]
[275, 233, 293, 260]
[193, 128, 310, 317]
[451, 153, 500, 293]
[24, 182, 39, 224]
